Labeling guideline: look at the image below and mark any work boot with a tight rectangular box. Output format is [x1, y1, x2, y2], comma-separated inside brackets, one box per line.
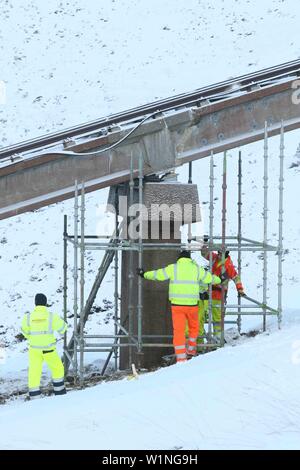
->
[53, 378, 67, 396]
[28, 388, 41, 400]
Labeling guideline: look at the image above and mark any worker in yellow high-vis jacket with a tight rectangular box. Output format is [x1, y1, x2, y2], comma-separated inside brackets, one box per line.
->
[21, 293, 67, 399]
[137, 251, 219, 363]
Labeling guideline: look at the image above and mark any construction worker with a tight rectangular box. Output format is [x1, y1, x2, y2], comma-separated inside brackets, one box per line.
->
[137, 250, 218, 363]
[21, 293, 67, 399]
[200, 242, 245, 342]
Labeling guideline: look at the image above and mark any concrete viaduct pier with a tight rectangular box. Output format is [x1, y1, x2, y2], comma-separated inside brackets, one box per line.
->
[109, 178, 200, 369]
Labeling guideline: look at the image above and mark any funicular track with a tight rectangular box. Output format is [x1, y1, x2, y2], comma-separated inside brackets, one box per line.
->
[1, 59, 300, 219]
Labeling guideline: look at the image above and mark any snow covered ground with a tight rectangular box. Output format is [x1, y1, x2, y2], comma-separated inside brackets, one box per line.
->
[1, 310, 300, 450]
[0, 0, 300, 450]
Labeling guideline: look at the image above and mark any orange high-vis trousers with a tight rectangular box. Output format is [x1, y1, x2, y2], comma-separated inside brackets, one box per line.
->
[171, 305, 199, 362]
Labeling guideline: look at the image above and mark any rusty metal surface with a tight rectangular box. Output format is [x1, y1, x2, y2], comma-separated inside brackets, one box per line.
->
[175, 82, 300, 164]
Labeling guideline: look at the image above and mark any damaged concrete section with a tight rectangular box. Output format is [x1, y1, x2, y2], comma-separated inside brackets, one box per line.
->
[108, 179, 201, 238]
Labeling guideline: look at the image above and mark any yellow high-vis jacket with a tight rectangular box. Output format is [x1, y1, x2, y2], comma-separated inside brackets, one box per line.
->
[21, 306, 67, 351]
[144, 257, 219, 306]
[199, 274, 221, 293]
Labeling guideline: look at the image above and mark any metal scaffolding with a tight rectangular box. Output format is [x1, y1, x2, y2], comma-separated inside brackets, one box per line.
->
[63, 123, 285, 384]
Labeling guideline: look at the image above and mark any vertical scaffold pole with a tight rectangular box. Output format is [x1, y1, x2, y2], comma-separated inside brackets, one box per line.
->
[63, 214, 68, 368]
[237, 151, 242, 334]
[137, 154, 144, 368]
[187, 162, 192, 244]
[73, 181, 79, 382]
[128, 154, 134, 366]
[79, 182, 85, 387]
[278, 122, 285, 329]
[221, 151, 227, 347]
[188, 162, 193, 184]
[263, 122, 269, 332]
[114, 186, 119, 371]
[208, 152, 214, 341]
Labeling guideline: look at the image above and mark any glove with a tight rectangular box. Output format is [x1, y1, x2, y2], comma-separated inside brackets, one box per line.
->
[238, 289, 245, 297]
[200, 291, 209, 301]
[136, 268, 145, 278]
[219, 272, 228, 283]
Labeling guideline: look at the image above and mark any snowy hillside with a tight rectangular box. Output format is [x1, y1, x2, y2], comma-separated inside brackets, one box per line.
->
[1, 311, 300, 450]
[1, 0, 298, 146]
[0, 0, 300, 450]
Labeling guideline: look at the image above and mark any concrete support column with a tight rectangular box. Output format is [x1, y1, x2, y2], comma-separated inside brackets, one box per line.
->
[120, 225, 177, 370]
[108, 179, 200, 370]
